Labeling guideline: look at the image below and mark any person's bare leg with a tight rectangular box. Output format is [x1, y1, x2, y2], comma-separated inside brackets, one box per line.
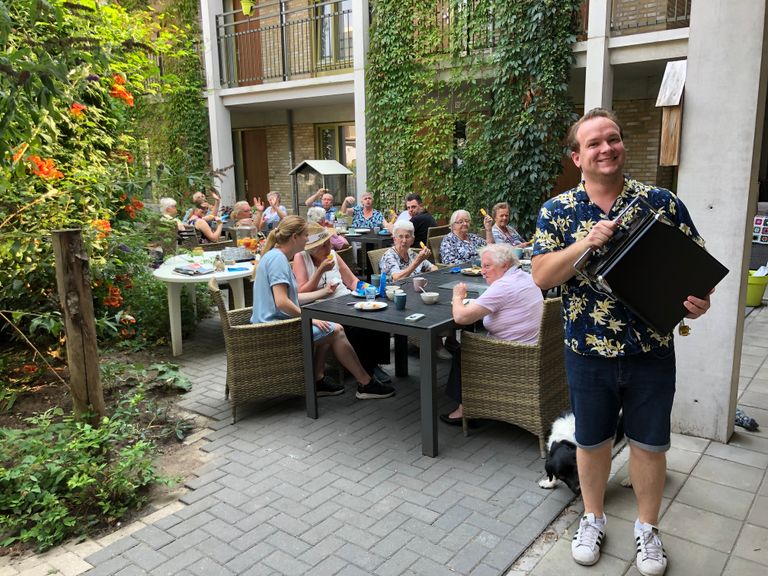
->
[629, 444, 665, 525]
[326, 327, 371, 384]
[313, 340, 331, 381]
[577, 442, 613, 517]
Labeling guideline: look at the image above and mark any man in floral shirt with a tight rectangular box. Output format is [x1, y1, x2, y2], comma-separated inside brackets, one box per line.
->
[341, 191, 384, 229]
[532, 108, 711, 576]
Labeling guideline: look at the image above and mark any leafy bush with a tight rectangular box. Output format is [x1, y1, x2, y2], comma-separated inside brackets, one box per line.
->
[0, 0, 210, 351]
[0, 396, 169, 551]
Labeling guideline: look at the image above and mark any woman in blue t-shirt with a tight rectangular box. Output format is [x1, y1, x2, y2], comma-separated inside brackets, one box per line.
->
[251, 216, 394, 399]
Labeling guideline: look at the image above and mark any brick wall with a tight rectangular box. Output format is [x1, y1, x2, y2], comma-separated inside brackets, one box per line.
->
[264, 125, 292, 211]
[614, 99, 674, 189]
[610, 0, 691, 36]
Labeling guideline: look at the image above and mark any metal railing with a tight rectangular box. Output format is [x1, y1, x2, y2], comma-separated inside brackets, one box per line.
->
[610, 0, 691, 34]
[216, 0, 353, 88]
[429, 0, 589, 57]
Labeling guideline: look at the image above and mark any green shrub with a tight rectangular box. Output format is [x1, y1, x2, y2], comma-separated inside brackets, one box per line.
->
[0, 394, 170, 551]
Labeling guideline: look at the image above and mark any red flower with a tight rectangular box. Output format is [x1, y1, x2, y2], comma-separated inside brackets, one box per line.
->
[69, 102, 87, 117]
[112, 74, 126, 85]
[28, 155, 63, 180]
[131, 197, 144, 210]
[109, 82, 134, 106]
[12, 143, 28, 163]
[93, 219, 112, 239]
[115, 149, 134, 164]
[103, 285, 124, 308]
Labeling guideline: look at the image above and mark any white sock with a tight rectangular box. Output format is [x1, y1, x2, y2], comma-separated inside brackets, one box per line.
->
[585, 512, 607, 526]
[634, 519, 654, 536]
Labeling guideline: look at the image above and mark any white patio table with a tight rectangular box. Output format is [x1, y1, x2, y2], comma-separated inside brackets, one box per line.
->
[153, 252, 254, 356]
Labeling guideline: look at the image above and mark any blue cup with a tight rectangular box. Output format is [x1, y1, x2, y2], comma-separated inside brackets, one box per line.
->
[365, 285, 378, 302]
[371, 274, 381, 288]
[394, 290, 406, 310]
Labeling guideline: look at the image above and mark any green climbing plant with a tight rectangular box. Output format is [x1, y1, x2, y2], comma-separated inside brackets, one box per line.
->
[367, 0, 582, 234]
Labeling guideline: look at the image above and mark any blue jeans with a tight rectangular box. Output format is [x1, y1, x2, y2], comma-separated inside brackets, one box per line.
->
[565, 347, 676, 452]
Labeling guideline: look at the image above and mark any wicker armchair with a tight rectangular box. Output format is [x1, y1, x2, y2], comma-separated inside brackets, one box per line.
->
[201, 238, 235, 252]
[209, 279, 305, 423]
[367, 247, 390, 275]
[428, 234, 451, 268]
[460, 298, 570, 457]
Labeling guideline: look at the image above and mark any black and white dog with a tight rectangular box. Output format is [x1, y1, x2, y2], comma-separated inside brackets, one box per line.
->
[538, 411, 626, 495]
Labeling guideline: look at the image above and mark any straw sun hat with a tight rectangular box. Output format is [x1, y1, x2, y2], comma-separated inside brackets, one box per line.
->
[304, 222, 332, 251]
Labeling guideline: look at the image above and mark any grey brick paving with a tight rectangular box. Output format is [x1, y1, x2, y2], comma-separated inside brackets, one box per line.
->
[83, 315, 572, 575]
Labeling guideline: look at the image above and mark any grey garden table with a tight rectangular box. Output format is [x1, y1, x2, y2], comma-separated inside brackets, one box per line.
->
[301, 266, 479, 457]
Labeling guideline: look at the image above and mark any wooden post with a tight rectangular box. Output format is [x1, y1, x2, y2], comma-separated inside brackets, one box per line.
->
[51, 229, 106, 422]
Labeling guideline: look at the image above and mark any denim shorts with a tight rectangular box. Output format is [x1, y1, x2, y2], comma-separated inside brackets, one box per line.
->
[564, 346, 676, 452]
[312, 322, 336, 341]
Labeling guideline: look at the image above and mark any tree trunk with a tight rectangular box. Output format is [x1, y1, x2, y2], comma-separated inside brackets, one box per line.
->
[52, 229, 106, 422]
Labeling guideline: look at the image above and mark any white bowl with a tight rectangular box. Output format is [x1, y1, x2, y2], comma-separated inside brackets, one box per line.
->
[420, 291, 439, 304]
[385, 286, 399, 301]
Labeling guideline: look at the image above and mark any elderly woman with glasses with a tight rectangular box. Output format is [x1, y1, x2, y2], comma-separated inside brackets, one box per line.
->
[440, 243, 543, 424]
[439, 209, 493, 265]
[379, 220, 437, 280]
[489, 201, 529, 247]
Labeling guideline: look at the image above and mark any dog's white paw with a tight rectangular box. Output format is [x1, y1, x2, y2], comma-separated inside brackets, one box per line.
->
[620, 476, 632, 488]
[538, 477, 557, 489]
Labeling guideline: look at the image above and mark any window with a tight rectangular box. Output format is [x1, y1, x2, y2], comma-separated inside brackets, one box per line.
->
[315, 1, 353, 68]
[316, 123, 356, 195]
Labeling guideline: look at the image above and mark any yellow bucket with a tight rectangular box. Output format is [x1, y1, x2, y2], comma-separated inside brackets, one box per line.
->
[746, 270, 768, 306]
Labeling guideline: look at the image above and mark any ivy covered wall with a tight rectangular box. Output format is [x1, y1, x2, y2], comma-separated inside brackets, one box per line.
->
[366, 0, 582, 234]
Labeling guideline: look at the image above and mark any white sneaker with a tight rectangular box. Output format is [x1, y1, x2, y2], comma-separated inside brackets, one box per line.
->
[571, 513, 606, 566]
[635, 523, 667, 576]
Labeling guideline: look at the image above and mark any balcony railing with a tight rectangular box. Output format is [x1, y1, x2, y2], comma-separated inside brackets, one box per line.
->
[216, 0, 353, 89]
[610, 0, 691, 35]
[430, 1, 590, 57]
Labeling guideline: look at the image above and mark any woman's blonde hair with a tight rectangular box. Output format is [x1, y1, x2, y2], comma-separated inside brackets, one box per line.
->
[261, 215, 307, 256]
[231, 201, 251, 220]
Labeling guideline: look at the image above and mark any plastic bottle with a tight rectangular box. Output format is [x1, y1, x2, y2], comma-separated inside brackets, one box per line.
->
[378, 272, 387, 297]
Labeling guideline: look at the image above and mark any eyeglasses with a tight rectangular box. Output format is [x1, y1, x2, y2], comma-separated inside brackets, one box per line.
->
[454, 219, 470, 225]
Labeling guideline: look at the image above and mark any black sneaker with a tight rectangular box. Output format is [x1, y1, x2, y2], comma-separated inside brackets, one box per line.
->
[355, 376, 395, 399]
[316, 377, 344, 397]
[373, 365, 392, 383]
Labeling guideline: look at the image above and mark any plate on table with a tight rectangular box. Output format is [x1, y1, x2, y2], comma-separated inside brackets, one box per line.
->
[354, 301, 388, 311]
[354, 228, 371, 233]
[344, 232, 362, 237]
[460, 267, 482, 276]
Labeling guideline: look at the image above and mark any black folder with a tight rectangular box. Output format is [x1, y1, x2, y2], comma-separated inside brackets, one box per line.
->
[578, 207, 729, 335]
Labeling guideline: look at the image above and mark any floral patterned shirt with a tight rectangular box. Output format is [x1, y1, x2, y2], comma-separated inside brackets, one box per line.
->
[351, 206, 384, 229]
[440, 232, 487, 265]
[379, 247, 434, 278]
[492, 224, 525, 246]
[533, 177, 704, 357]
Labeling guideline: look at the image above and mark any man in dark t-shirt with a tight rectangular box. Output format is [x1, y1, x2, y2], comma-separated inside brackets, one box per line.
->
[407, 193, 437, 246]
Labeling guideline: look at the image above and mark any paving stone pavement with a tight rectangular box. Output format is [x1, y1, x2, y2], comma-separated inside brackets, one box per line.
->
[5, 304, 768, 576]
[84, 310, 575, 576]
